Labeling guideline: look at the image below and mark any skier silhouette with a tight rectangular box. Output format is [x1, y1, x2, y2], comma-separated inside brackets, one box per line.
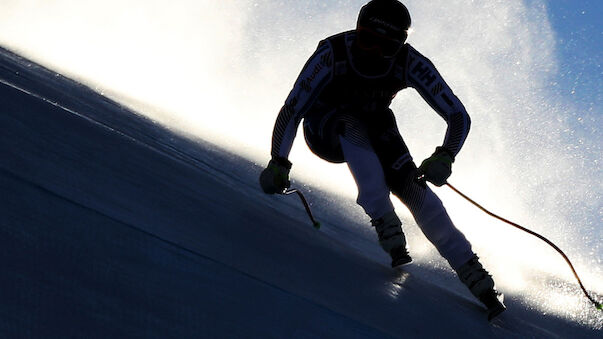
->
[260, 0, 505, 319]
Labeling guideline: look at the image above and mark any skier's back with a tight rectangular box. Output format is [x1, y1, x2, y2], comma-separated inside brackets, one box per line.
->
[260, 0, 505, 320]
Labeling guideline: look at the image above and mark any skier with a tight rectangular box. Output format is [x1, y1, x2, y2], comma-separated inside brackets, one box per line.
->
[259, 0, 504, 319]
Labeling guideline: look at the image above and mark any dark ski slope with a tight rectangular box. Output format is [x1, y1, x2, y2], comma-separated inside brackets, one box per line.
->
[0, 47, 599, 338]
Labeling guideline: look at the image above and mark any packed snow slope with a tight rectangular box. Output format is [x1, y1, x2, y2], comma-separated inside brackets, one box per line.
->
[0, 47, 600, 338]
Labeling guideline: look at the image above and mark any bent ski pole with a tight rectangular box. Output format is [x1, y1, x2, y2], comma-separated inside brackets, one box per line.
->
[283, 188, 321, 229]
[445, 181, 602, 311]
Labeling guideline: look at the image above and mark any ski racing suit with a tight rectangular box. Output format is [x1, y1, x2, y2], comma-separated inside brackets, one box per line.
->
[270, 31, 474, 270]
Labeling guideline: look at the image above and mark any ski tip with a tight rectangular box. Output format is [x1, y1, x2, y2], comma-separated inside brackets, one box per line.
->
[487, 304, 507, 321]
[482, 291, 506, 321]
[488, 302, 507, 321]
[391, 256, 412, 268]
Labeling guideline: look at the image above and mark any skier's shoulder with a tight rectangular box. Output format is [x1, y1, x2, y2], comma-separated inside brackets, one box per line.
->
[301, 32, 348, 70]
[318, 30, 355, 50]
[290, 33, 345, 95]
[405, 43, 435, 67]
[296, 31, 354, 81]
[314, 30, 356, 75]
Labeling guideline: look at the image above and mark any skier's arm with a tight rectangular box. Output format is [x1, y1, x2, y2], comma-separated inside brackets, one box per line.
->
[405, 44, 471, 158]
[271, 43, 333, 161]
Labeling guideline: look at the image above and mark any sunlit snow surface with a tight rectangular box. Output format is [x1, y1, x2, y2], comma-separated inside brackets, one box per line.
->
[0, 0, 600, 332]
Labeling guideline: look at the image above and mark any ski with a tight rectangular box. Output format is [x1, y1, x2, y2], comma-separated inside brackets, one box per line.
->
[480, 290, 506, 321]
[391, 256, 412, 267]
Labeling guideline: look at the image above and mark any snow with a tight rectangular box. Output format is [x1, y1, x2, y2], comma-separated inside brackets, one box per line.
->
[0, 47, 601, 337]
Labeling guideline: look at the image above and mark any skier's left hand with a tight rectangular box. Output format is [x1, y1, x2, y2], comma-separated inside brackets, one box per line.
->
[259, 157, 292, 194]
[418, 147, 454, 186]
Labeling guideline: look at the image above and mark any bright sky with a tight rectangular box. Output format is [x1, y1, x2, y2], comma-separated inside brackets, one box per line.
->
[545, 0, 602, 111]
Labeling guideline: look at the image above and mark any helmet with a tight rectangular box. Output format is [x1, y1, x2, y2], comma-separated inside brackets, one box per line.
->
[356, 0, 411, 57]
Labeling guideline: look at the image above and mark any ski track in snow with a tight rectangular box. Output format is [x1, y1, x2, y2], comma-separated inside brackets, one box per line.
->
[0, 46, 600, 338]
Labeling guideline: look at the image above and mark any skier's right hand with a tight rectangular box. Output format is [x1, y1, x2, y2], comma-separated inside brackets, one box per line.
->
[418, 147, 454, 186]
[259, 157, 292, 194]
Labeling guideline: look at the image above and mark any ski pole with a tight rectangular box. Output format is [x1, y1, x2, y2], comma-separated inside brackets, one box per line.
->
[283, 188, 321, 229]
[444, 181, 602, 311]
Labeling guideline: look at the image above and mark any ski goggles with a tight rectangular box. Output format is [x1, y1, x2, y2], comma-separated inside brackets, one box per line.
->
[356, 26, 405, 57]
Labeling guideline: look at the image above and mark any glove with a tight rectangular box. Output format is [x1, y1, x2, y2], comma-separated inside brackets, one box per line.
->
[418, 147, 454, 186]
[259, 157, 292, 194]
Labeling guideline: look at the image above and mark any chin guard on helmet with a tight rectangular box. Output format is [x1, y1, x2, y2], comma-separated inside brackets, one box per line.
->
[356, 26, 405, 57]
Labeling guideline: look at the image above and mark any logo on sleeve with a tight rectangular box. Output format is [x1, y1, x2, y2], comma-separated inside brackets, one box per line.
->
[408, 54, 437, 87]
[300, 56, 328, 92]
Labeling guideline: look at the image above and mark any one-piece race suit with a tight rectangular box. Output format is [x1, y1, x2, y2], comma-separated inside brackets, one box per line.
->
[270, 31, 474, 269]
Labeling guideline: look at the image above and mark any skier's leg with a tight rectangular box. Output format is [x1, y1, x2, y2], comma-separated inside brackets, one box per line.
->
[364, 110, 502, 312]
[390, 171, 474, 270]
[393, 169, 504, 315]
[338, 119, 411, 266]
[303, 109, 394, 218]
[303, 110, 410, 265]
[365, 109, 474, 270]
[339, 135, 393, 220]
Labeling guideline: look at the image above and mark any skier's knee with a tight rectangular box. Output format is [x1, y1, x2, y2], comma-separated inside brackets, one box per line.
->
[389, 165, 428, 216]
[356, 184, 394, 220]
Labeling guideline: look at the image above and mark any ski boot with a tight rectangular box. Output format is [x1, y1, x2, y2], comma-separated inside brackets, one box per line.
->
[389, 245, 412, 267]
[456, 255, 506, 321]
[372, 211, 412, 267]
